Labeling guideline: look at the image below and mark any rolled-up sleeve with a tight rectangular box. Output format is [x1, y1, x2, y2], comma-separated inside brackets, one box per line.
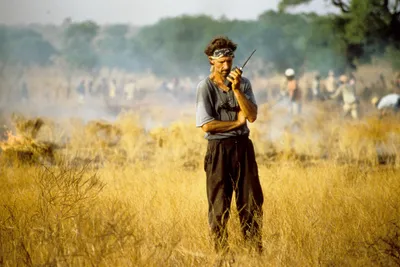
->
[196, 80, 215, 127]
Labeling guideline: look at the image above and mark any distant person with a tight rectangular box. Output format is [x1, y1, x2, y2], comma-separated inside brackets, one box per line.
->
[87, 80, 94, 96]
[124, 79, 136, 100]
[195, 35, 263, 254]
[311, 72, 323, 101]
[76, 79, 86, 104]
[166, 79, 175, 93]
[171, 77, 180, 92]
[280, 68, 302, 115]
[20, 81, 29, 103]
[349, 72, 357, 87]
[325, 70, 337, 93]
[156, 81, 169, 95]
[329, 75, 359, 119]
[109, 79, 117, 99]
[371, 94, 400, 116]
[97, 78, 108, 99]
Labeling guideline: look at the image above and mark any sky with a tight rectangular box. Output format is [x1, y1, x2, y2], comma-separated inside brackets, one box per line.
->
[0, 0, 337, 26]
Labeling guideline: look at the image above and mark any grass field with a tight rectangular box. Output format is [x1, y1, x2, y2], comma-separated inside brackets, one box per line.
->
[1, 98, 400, 266]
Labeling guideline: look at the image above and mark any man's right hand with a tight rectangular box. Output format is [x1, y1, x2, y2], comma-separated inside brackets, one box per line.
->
[237, 110, 246, 125]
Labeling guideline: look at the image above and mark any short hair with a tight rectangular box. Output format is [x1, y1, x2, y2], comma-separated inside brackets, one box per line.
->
[204, 36, 237, 57]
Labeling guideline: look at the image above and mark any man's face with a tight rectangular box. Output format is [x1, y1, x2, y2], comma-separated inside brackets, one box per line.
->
[211, 56, 233, 78]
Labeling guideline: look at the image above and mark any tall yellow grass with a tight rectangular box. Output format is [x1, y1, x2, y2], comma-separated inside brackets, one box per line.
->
[1, 103, 400, 266]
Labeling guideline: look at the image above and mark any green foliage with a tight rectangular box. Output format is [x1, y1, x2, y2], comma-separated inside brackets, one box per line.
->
[278, 0, 313, 11]
[278, 0, 400, 70]
[96, 24, 132, 69]
[64, 21, 99, 42]
[62, 21, 99, 70]
[305, 15, 348, 73]
[131, 15, 224, 75]
[128, 12, 343, 76]
[0, 26, 57, 66]
[1, 1, 399, 76]
[0, 26, 7, 63]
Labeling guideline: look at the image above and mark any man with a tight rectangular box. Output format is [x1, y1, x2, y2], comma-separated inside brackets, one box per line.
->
[124, 79, 137, 100]
[87, 80, 94, 96]
[109, 79, 117, 99]
[280, 68, 302, 115]
[311, 72, 323, 101]
[76, 79, 86, 104]
[330, 74, 359, 119]
[371, 94, 400, 116]
[195, 36, 264, 253]
[325, 70, 337, 93]
[97, 78, 108, 99]
[20, 81, 29, 103]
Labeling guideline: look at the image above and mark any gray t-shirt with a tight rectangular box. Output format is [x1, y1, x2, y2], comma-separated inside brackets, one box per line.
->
[195, 76, 257, 140]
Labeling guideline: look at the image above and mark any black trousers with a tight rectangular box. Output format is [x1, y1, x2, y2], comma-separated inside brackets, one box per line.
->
[204, 135, 264, 251]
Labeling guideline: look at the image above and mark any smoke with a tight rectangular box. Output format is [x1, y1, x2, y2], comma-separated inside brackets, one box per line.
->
[0, 10, 397, 145]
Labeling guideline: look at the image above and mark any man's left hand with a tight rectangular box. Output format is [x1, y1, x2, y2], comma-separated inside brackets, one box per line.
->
[226, 68, 242, 91]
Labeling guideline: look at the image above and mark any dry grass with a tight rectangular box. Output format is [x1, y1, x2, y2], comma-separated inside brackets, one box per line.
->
[1, 102, 400, 266]
[1, 63, 400, 265]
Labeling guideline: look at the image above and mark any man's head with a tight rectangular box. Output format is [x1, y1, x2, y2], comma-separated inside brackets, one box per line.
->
[339, 75, 348, 84]
[284, 68, 295, 80]
[204, 36, 237, 78]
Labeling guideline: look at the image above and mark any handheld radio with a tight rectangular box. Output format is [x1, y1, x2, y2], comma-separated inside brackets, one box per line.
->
[224, 49, 257, 89]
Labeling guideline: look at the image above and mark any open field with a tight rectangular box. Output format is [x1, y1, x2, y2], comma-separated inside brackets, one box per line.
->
[1, 94, 400, 266]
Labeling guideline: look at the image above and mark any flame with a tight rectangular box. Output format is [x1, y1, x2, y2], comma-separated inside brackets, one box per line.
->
[0, 131, 28, 150]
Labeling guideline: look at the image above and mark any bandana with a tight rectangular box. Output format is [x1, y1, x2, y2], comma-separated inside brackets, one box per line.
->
[210, 48, 234, 59]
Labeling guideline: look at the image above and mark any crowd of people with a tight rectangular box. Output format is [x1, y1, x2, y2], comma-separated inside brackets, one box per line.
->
[278, 68, 400, 119]
[73, 76, 198, 105]
[7, 65, 400, 120]
[10, 75, 199, 108]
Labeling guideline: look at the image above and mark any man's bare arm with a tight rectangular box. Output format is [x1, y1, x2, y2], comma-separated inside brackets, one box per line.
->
[233, 90, 257, 123]
[330, 87, 342, 99]
[201, 111, 246, 133]
[201, 120, 241, 133]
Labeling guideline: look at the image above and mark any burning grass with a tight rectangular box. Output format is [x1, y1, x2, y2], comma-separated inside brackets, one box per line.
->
[0, 114, 59, 165]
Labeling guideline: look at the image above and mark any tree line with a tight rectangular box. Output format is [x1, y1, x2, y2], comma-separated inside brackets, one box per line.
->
[0, 0, 399, 78]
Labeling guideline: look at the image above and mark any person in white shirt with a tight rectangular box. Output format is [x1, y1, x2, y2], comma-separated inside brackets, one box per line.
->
[371, 94, 400, 116]
[124, 79, 136, 100]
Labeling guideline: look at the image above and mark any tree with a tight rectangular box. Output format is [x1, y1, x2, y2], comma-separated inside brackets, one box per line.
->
[0, 26, 57, 67]
[130, 15, 229, 76]
[0, 26, 57, 101]
[279, 0, 313, 12]
[255, 10, 312, 73]
[60, 21, 99, 99]
[62, 21, 99, 71]
[129, 13, 321, 76]
[305, 15, 348, 74]
[279, 0, 400, 70]
[96, 24, 132, 69]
